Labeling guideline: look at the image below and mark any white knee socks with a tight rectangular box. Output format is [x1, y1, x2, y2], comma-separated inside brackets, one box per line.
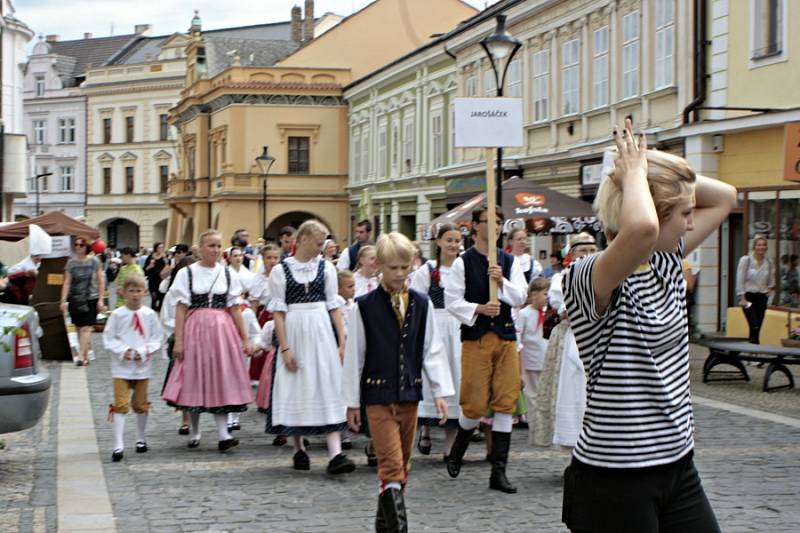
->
[189, 412, 201, 441]
[326, 431, 342, 459]
[215, 413, 232, 440]
[458, 414, 481, 431]
[493, 413, 513, 433]
[227, 412, 240, 426]
[113, 413, 125, 451]
[292, 435, 306, 452]
[136, 413, 147, 443]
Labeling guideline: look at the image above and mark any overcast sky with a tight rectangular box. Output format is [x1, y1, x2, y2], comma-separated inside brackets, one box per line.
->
[17, 0, 500, 42]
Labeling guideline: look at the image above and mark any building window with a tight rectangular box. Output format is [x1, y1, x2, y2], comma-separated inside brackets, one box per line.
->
[532, 49, 550, 122]
[465, 74, 477, 97]
[391, 122, 400, 176]
[484, 69, 497, 97]
[622, 11, 640, 99]
[287, 136, 310, 174]
[103, 168, 112, 194]
[352, 127, 360, 181]
[506, 59, 522, 97]
[125, 116, 135, 143]
[431, 113, 443, 169]
[35, 75, 45, 97]
[58, 118, 76, 143]
[403, 120, 413, 174]
[33, 120, 46, 145]
[60, 166, 74, 192]
[125, 166, 134, 193]
[655, 0, 675, 88]
[593, 26, 609, 108]
[752, 0, 783, 59]
[377, 127, 387, 178]
[562, 39, 580, 116]
[187, 147, 196, 179]
[159, 114, 169, 141]
[103, 118, 112, 144]
[38, 167, 49, 192]
[360, 127, 369, 179]
[450, 103, 456, 166]
[159, 165, 169, 193]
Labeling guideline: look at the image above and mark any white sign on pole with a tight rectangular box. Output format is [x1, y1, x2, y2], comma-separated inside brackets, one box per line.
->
[41, 236, 71, 258]
[454, 98, 524, 148]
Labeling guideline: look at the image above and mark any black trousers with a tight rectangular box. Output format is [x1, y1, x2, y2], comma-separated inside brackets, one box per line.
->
[562, 452, 720, 533]
[743, 292, 768, 344]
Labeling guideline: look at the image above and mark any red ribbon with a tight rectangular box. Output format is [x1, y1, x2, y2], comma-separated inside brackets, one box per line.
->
[538, 309, 545, 328]
[132, 312, 145, 336]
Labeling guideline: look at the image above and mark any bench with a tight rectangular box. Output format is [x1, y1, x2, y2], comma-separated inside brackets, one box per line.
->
[696, 337, 800, 392]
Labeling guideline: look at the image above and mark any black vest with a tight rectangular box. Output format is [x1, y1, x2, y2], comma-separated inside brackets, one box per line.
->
[347, 243, 361, 271]
[461, 247, 516, 342]
[356, 286, 428, 405]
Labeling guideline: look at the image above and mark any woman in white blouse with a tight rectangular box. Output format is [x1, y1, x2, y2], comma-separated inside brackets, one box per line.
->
[736, 234, 776, 343]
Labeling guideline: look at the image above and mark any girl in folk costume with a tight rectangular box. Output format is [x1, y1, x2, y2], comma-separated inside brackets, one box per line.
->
[336, 269, 357, 451]
[162, 230, 255, 452]
[248, 244, 280, 386]
[353, 245, 380, 298]
[227, 302, 262, 432]
[266, 220, 355, 475]
[410, 223, 463, 460]
[228, 246, 256, 297]
[507, 228, 542, 284]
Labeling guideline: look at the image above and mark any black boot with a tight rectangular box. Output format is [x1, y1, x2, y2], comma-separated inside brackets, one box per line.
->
[445, 425, 475, 478]
[378, 488, 407, 533]
[488, 431, 517, 494]
[374, 496, 387, 532]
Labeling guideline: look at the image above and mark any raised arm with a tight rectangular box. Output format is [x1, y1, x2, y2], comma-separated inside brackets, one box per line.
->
[683, 175, 737, 255]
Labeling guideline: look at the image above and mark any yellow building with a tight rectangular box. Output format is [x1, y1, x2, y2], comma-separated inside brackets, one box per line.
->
[165, 0, 480, 246]
[682, 0, 800, 344]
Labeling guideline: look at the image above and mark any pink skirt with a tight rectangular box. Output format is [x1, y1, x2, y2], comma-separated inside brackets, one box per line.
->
[255, 349, 276, 410]
[162, 308, 253, 413]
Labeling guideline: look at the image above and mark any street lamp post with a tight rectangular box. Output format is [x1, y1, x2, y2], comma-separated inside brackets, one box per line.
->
[480, 14, 521, 207]
[34, 171, 53, 216]
[255, 146, 276, 239]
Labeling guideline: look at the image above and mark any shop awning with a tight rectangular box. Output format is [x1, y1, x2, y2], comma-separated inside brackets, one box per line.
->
[0, 211, 100, 241]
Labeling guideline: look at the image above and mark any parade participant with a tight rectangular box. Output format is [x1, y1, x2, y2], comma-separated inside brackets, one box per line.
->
[144, 243, 167, 312]
[278, 226, 296, 260]
[162, 230, 254, 452]
[515, 277, 550, 444]
[266, 219, 354, 474]
[102, 274, 162, 462]
[353, 245, 379, 298]
[507, 228, 541, 283]
[61, 237, 106, 367]
[336, 269, 356, 450]
[561, 119, 734, 532]
[115, 248, 144, 309]
[250, 244, 281, 323]
[443, 205, 527, 494]
[337, 219, 373, 271]
[228, 246, 256, 297]
[344, 232, 453, 533]
[410, 223, 462, 460]
[532, 232, 596, 448]
[162, 244, 189, 289]
[323, 239, 339, 263]
[227, 302, 262, 433]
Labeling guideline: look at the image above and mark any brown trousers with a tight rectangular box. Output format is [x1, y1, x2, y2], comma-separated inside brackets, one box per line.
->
[460, 332, 520, 419]
[111, 378, 150, 414]
[366, 403, 418, 484]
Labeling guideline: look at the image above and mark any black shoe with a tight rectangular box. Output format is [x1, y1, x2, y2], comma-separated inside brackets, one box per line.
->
[446, 426, 475, 478]
[187, 438, 201, 448]
[293, 449, 310, 470]
[303, 437, 310, 447]
[272, 435, 287, 447]
[111, 449, 124, 462]
[218, 438, 239, 452]
[341, 440, 352, 450]
[230, 422, 241, 431]
[135, 441, 148, 453]
[178, 425, 190, 436]
[365, 442, 378, 467]
[443, 453, 449, 464]
[417, 432, 432, 455]
[488, 431, 517, 494]
[327, 453, 356, 475]
[375, 497, 387, 533]
[378, 488, 408, 533]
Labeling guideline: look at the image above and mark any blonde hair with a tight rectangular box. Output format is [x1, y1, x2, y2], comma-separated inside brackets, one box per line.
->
[296, 219, 328, 242]
[198, 229, 221, 245]
[261, 243, 280, 256]
[594, 149, 696, 234]
[337, 269, 354, 285]
[751, 234, 768, 250]
[570, 232, 596, 247]
[376, 232, 415, 264]
[122, 273, 146, 290]
[355, 244, 376, 267]
[528, 276, 550, 294]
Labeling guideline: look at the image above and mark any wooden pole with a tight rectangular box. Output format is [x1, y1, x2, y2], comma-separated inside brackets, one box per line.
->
[485, 147, 498, 304]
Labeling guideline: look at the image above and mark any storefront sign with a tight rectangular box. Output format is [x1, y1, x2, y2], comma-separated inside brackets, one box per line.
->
[581, 163, 603, 186]
[454, 98, 523, 148]
[41, 236, 71, 259]
[785, 123, 800, 182]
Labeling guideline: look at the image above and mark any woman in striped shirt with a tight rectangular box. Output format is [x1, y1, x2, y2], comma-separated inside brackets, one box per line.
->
[561, 119, 736, 533]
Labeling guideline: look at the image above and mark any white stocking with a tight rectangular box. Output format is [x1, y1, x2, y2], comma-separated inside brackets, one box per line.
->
[458, 413, 481, 431]
[189, 412, 201, 441]
[326, 431, 342, 459]
[215, 413, 232, 440]
[113, 413, 125, 451]
[136, 413, 147, 443]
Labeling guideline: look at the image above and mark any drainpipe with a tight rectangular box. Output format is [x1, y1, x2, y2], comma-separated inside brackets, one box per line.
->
[682, 0, 708, 125]
[0, 1, 5, 220]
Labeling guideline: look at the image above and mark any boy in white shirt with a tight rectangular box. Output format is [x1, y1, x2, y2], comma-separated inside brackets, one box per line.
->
[515, 277, 550, 444]
[102, 274, 163, 462]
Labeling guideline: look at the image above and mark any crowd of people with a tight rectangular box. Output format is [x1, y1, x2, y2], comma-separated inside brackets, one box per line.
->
[44, 120, 743, 532]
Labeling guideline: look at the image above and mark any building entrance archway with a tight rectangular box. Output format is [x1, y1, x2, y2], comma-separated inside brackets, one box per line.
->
[264, 211, 330, 242]
[99, 218, 139, 249]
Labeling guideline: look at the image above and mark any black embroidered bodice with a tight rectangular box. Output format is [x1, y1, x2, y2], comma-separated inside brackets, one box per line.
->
[427, 263, 445, 309]
[282, 259, 326, 305]
[187, 265, 230, 309]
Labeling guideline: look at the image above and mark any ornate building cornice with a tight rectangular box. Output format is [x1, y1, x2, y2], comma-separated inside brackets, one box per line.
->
[173, 93, 346, 126]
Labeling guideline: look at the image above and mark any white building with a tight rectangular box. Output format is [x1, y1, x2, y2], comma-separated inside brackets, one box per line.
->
[1, 0, 33, 221]
[16, 32, 136, 219]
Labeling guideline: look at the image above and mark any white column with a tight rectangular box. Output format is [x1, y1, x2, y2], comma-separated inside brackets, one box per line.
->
[416, 193, 433, 257]
[390, 200, 400, 232]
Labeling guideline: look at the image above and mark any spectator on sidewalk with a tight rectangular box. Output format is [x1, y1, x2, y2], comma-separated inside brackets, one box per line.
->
[61, 237, 106, 366]
[736, 234, 775, 344]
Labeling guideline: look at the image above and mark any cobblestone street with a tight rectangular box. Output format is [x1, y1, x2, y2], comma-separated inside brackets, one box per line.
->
[1, 336, 799, 532]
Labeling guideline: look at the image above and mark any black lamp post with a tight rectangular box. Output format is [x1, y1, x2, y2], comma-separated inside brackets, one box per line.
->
[34, 171, 53, 216]
[255, 146, 276, 239]
[480, 14, 521, 206]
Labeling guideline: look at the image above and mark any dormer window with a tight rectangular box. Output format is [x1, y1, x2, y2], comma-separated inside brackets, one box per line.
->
[35, 75, 45, 97]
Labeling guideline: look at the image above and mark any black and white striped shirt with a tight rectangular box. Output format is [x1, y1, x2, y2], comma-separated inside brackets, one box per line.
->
[563, 241, 693, 468]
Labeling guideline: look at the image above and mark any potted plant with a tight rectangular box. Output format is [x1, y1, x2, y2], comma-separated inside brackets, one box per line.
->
[782, 313, 800, 348]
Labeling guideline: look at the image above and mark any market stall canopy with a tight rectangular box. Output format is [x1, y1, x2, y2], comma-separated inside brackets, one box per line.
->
[0, 211, 100, 241]
[423, 177, 599, 239]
